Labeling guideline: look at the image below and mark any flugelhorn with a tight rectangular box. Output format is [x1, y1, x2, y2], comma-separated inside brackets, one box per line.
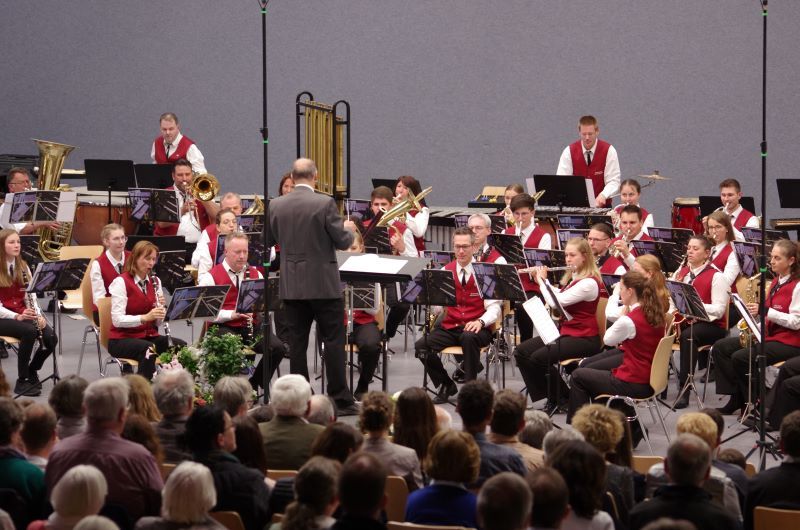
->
[377, 186, 433, 228]
[189, 173, 220, 202]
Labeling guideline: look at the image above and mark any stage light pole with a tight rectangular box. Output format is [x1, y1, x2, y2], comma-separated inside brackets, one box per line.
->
[258, 0, 271, 403]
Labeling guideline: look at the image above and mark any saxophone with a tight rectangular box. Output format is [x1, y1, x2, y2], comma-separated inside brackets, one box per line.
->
[738, 273, 761, 348]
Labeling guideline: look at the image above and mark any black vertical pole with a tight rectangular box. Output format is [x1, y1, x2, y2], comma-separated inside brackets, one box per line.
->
[259, 0, 271, 403]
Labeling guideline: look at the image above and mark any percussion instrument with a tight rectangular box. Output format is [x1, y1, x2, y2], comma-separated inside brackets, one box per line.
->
[74, 192, 135, 245]
[671, 197, 702, 234]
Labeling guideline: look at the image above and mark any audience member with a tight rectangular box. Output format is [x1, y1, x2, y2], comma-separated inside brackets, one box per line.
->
[700, 408, 749, 504]
[542, 426, 584, 457]
[259, 375, 323, 470]
[307, 395, 337, 426]
[519, 410, 553, 450]
[641, 520, 697, 530]
[122, 413, 165, 465]
[546, 440, 614, 530]
[48, 375, 88, 439]
[630, 434, 737, 530]
[392, 387, 438, 464]
[248, 404, 274, 424]
[21, 403, 58, 471]
[526, 467, 571, 530]
[152, 369, 194, 463]
[0, 397, 47, 525]
[28, 465, 107, 530]
[330, 452, 388, 530]
[45, 378, 163, 521]
[477, 472, 532, 530]
[213, 377, 253, 419]
[184, 405, 270, 530]
[489, 389, 544, 471]
[405, 430, 480, 528]
[134, 461, 225, 530]
[606, 409, 635, 469]
[231, 415, 267, 474]
[125, 375, 162, 422]
[745, 410, 800, 530]
[359, 391, 422, 490]
[73, 516, 120, 530]
[456, 380, 525, 487]
[272, 457, 340, 530]
[717, 448, 747, 471]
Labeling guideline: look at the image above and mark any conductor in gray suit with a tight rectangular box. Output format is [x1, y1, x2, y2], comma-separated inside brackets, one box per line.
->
[266, 158, 358, 415]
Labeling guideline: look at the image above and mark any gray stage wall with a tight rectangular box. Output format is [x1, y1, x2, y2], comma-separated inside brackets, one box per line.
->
[2, 1, 799, 229]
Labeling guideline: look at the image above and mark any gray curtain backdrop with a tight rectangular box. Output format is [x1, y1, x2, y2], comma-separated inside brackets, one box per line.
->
[2, 1, 798, 227]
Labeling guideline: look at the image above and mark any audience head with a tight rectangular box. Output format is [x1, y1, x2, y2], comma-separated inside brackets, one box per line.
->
[490, 389, 527, 437]
[607, 408, 634, 469]
[73, 515, 119, 530]
[571, 403, 624, 456]
[424, 429, 480, 485]
[161, 461, 217, 524]
[122, 413, 164, 464]
[0, 397, 24, 446]
[125, 375, 162, 422]
[456, 379, 494, 431]
[184, 405, 235, 454]
[83, 378, 129, 429]
[640, 519, 698, 530]
[676, 412, 718, 451]
[665, 433, 711, 487]
[271, 374, 312, 417]
[700, 407, 725, 447]
[49, 375, 88, 419]
[50, 464, 108, 522]
[359, 391, 394, 435]
[307, 395, 336, 426]
[283, 457, 341, 530]
[248, 404, 274, 424]
[527, 467, 570, 529]
[213, 376, 253, 418]
[232, 415, 267, 473]
[780, 410, 800, 458]
[311, 422, 364, 463]
[477, 472, 532, 530]
[152, 369, 194, 418]
[542, 426, 584, 457]
[21, 402, 57, 456]
[547, 440, 606, 519]
[519, 410, 553, 449]
[392, 387, 438, 462]
[717, 448, 747, 470]
[338, 452, 387, 519]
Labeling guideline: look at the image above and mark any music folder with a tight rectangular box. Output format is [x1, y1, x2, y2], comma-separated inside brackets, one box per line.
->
[2, 191, 77, 225]
[29, 258, 90, 294]
[666, 280, 710, 321]
[165, 285, 230, 321]
[471, 263, 527, 302]
[235, 277, 273, 315]
[488, 214, 507, 234]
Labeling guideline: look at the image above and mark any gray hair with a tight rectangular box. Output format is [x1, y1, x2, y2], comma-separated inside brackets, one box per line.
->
[307, 395, 336, 426]
[153, 369, 195, 417]
[213, 377, 253, 417]
[220, 192, 242, 205]
[666, 433, 711, 487]
[51, 465, 108, 518]
[271, 374, 312, 417]
[542, 426, 584, 457]
[468, 213, 491, 229]
[73, 516, 119, 530]
[520, 410, 554, 449]
[162, 461, 217, 523]
[83, 378, 129, 423]
[292, 158, 317, 181]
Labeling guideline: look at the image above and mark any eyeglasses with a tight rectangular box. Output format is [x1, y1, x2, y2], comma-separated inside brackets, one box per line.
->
[587, 237, 610, 243]
[454, 244, 473, 250]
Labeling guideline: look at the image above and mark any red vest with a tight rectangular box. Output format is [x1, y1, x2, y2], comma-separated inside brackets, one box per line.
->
[476, 246, 503, 263]
[209, 264, 259, 328]
[109, 273, 159, 339]
[153, 135, 195, 165]
[505, 225, 547, 293]
[569, 139, 610, 201]
[95, 250, 130, 311]
[732, 208, 755, 230]
[407, 210, 425, 252]
[153, 186, 211, 236]
[206, 225, 220, 262]
[441, 261, 492, 331]
[0, 279, 27, 315]
[597, 253, 625, 297]
[558, 277, 601, 338]
[613, 307, 663, 384]
[345, 310, 376, 327]
[675, 265, 726, 328]
[711, 243, 738, 293]
[766, 278, 800, 347]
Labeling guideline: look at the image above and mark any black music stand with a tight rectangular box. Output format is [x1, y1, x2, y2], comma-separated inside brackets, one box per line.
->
[245, 233, 266, 268]
[493, 233, 526, 264]
[235, 278, 274, 400]
[530, 174, 593, 209]
[666, 280, 711, 410]
[151, 189, 181, 224]
[363, 226, 393, 255]
[698, 195, 757, 218]
[371, 178, 397, 190]
[631, 240, 681, 272]
[238, 214, 264, 233]
[601, 274, 622, 297]
[126, 236, 188, 291]
[647, 227, 694, 250]
[85, 159, 136, 224]
[740, 227, 789, 244]
[775, 179, 800, 238]
[422, 250, 454, 269]
[134, 164, 173, 189]
[556, 229, 589, 250]
[524, 249, 566, 284]
[556, 214, 613, 230]
[165, 285, 230, 321]
[488, 214, 507, 233]
[19, 235, 42, 271]
[344, 199, 371, 222]
[733, 241, 765, 279]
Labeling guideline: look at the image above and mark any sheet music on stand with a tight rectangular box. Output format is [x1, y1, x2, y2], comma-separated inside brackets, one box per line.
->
[164, 285, 230, 321]
[666, 280, 710, 321]
[128, 189, 152, 221]
[236, 278, 269, 314]
[493, 233, 526, 264]
[733, 241, 770, 279]
[601, 274, 622, 296]
[741, 227, 790, 245]
[472, 263, 527, 302]
[238, 214, 264, 233]
[523, 248, 566, 284]
[647, 227, 693, 251]
[400, 269, 457, 306]
[556, 214, 613, 230]
[344, 199, 371, 222]
[341, 281, 379, 310]
[156, 250, 186, 293]
[522, 297, 560, 345]
[215, 235, 227, 266]
[453, 214, 470, 229]
[245, 232, 265, 267]
[421, 250, 454, 269]
[541, 280, 573, 321]
[363, 226, 392, 255]
[2, 191, 77, 225]
[556, 229, 589, 250]
[631, 240, 681, 272]
[19, 235, 42, 271]
[30, 258, 90, 293]
[488, 214, 507, 233]
[151, 189, 181, 223]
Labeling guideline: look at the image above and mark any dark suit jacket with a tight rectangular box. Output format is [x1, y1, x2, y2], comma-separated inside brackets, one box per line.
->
[259, 415, 324, 470]
[629, 485, 740, 530]
[744, 461, 800, 530]
[266, 184, 354, 299]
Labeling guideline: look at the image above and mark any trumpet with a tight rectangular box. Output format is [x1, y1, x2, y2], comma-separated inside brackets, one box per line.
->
[150, 272, 173, 347]
[611, 227, 633, 259]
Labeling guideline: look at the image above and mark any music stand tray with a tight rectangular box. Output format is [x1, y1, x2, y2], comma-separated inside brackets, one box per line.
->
[698, 195, 757, 218]
[528, 174, 593, 208]
[164, 285, 230, 321]
[337, 251, 428, 285]
[472, 263, 527, 302]
[665, 280, 710, 322]
[84, 159, 136, 192]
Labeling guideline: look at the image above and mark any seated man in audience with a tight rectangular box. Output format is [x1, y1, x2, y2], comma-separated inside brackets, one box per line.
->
[212, 376, 252, 418]
[45, 378, 163, 521]
[526, 467, 571, 530]
[456, 380, 525, 487]
[519, 410, 554, 450]
[21, 403, 57, 472]
[332, 452, 389, 530]
[488, 389, 544, 471]
[152, 369, 194, 463]
[307, 395, 337, 426]
[0, 397, 47, 526]
[48, 375, 88, 440]
[630, 433, 738, 530]
[701, 408, 749, 506]
[477, 472, 532, 530]
[645, 412, 741, 521]
[259, 374, 324, 470]
[745, 410, 800, 530]
[184, 404, 270, 530]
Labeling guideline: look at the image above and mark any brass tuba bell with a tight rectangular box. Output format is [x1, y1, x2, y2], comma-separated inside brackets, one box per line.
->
[189, 173, 220, 202]
[242, 195, 264, 215]
[33, 139, 77, 261]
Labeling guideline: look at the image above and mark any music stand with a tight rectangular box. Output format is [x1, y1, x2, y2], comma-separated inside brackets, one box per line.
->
[2, 191, 77, 226]
[165, 285, 230, 321]
[488, 214, 507, 233]
[453, 214, 470, 229]
[647, 227, 694, 252]
[19, 235, 42, 271]
[557, 214, 613, 230]
[238, 214, 264, 233]
[733, 241, 762, 278]
[134, 164, 173, 189]
[698, 195, 757, 218]
[371, 178, 397, 190]
[363, 225, 393, 255]
[601, 274, 622, 297]
[631, 240, 681, 272]
[85, 159, 136, 224]
[156, 251, 187, 293]
[524, 248, 566, 284]
[741, 227, 789, 244]
[344, 199, 371, 222]
[666, 279, 711, 410]
[128, 189, 153, 222]
[493, 233, 526, 264]
[556, 229, 589, 250]
[529, 174, 593, 208]
[151, 189, 181, 224]
[237, 279, 268, 315]
[422, 250, 454, 269]
[245, 232, 265, 267]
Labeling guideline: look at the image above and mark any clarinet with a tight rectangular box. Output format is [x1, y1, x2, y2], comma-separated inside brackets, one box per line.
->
[21, 267, 44, 347]
[150, 272, 173, 347]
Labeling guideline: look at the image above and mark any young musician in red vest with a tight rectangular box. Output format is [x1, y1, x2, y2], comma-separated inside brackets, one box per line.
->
[468, 213, 506, 264]
[505, 193, 551, 342]
[90, 223, 130, 322]
[612, 179, 654, 234]
[150, 112, 206, 173]
[108, 241, 185, 380]
[192, 208, 238, 276]
[610, 205, 654, 270]
[717, 178, 759, 241]
[0, 229, 57, 397]
[198, 232, 286, 393]
[513, 238, 603, 412]
[498, 183, 524, 228]
[588, 223, 626, 294]
[706, 211, 741, 289]
[670, 235, 729, 409]
[556, 115, 621, 207]
[414, 228, 501, 404]
[568, 271, 669, 432]
[713, 240, 800, 417]
[395, 176, 429, 253]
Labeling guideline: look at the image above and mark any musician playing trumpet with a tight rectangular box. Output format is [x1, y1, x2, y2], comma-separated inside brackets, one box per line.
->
[610, 179, 654, 235]
[713, 240, 800, 416]
[610, 205, 653, 269]
[499, 183, 524, 227]
[0, 229, 57, 397]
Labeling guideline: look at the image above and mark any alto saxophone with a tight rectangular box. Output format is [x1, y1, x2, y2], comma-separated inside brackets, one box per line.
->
[738, 273, 761, 348]
[21, 267, 45, 347]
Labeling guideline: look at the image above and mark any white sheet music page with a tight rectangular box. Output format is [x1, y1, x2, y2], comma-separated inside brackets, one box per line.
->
[340, 253, 405, 275]
[523, 297, 560, 345]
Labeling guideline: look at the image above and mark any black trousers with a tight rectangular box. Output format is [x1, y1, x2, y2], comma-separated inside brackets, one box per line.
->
[579, 348, 623, 370]
[283, 298, 354, 407]
[349, 322, 382, 393]
[678, 321, 727, 386]
[272, 306, 291, 344]
[385, 302, 411, 340]
[0, 319, 57, 380]
[414, 326, 493, 388]
[514, 334, 602, 402]
[107, 335, 182, 380]
[568, 366, 653, 422]
[214, 323, 287, 391]
[768, 356, 800, 428]
[714, 336, 800, 406]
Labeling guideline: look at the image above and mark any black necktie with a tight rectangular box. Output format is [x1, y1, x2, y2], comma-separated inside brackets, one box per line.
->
[117, 263, 123, 274]
[233, 272, 240, 290]
[165, 143, 172, 159]
[9, 264, 13, 277]
[138, 280, 147, 294]
[586, 151, 592, 166]
[461, 269, 467, 286]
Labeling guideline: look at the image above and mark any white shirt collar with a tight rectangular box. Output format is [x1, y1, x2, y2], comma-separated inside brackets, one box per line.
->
[457, 259, 474, 276]
[517, 221, 534, 240]
[294, 183, 314, 191]
[726, 204, 744, 218]
[165, 132, 183, 149]
[689, 261, 708, 274]
[105, 249, 124, 266]
[224, 260, 245, 278]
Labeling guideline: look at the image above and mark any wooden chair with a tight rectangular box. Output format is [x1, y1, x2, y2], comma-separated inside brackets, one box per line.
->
[753, 506, 800, 530]
[210, 511, 246, 530]
[387, 523, 468, 530]
[266, 469, 297, 481]
[632, 455, 664, 475]
[59, 245, 104, 312]
[385, 475, 410, 522]
[159, 463, 176, 481]
[745, 461, 757, 477]
[96, 297, 139, 375]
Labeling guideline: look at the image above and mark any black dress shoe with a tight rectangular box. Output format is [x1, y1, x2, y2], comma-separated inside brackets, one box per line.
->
[337, 403, 361, 417]
[453, 362, 485, 383]
[673, 394, 690, 410]
[28, 372, 42, 390]
[715, 397, 743, 415]
[14, 378, 41, 397]
[742, 416, 777, 431]
[433, 382, 458, 405]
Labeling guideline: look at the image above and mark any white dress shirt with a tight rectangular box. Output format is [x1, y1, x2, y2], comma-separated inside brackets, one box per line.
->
[404, 207, 430, 239]
[173, 189, 203, 243]
[197, 260, 263, 323]
[603, 303, 640, 346]
[681, 263, 728, 322]
[150, 132, 206, 173]
[538, 276, 599, 310]
[0, 202, 27, 232]
[515, 222, 552, 250]
[767, 274, 800, 330]
[711, 241, 741, 288]
[109, 274, 164, 328]
[556, 141, 621, 199]
[0, 261, 37, 320]
[90, 250, 126, 304]
[727, 204, 760, 241]
[453, 260, 502, 326]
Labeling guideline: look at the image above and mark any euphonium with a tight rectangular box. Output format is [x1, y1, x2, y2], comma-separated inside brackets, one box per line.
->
[189, 173, 220, 202]
[34, 139, 77, 261]
[242, 195, 264, 215]
[738, 273, 762, 348]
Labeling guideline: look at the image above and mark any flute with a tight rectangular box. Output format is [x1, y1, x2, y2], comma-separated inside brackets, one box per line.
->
[150, 272, 173, 347]
[518, 265, 575, 274]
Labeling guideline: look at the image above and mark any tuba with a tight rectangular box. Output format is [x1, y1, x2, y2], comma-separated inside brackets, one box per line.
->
[189, 173, 220, 202]
[242, 195, 264, 215]
[34, 139, 77, 261]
